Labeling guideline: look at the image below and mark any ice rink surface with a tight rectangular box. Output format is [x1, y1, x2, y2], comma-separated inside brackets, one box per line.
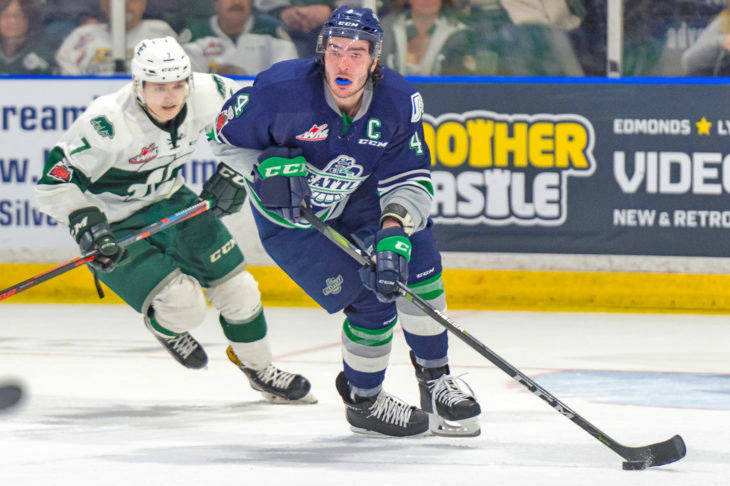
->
[0, 304, 728, 485]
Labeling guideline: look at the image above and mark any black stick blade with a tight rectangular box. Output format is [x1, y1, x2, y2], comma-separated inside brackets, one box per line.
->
[620, 435, 686, 469]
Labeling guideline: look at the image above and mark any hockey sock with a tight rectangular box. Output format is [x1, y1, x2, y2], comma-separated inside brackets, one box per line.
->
[399, 273, 449, 366]
[220, 310, 272, 370]
[341, 317, 395, 392]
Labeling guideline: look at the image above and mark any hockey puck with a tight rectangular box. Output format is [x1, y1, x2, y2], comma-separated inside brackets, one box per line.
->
[0, 383, 23, 410]
[622, 460, 649, 470]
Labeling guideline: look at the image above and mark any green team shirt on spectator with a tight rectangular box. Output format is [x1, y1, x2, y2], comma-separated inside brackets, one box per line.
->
[0, 39, 55, 75]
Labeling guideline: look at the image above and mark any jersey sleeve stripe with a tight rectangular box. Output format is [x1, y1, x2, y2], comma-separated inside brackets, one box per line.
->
[377, 180, 434, 198]
[377, 169, 431, 185]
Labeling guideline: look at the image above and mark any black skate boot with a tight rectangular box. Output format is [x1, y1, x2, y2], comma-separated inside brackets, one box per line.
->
[335, 371, 429, 437]
[144, 307, 208, 370]
[410, 351, 481, 437]
[226, 346, 317, 404]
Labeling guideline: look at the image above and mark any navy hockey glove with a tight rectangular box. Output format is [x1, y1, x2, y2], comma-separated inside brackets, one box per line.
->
[255, 147, 311, 224]
[200, 163, 247, 217]
[359, 226, 411, 302]
[68, 207, 127, 273]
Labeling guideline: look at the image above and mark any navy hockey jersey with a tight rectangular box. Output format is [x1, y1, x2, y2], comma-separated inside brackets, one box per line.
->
[208, 58, 433, 230]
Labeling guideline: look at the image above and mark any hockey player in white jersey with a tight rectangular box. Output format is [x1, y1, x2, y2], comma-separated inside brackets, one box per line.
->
[35, 36, 316, 404]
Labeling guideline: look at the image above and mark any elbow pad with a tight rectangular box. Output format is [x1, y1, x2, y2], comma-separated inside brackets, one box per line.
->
[380, 203, 415, 235]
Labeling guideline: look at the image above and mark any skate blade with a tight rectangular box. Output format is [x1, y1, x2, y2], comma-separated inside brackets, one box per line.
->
[349, 425, 429, 438]
[260, 391, 318, 404]
[428, 414, 481, 437]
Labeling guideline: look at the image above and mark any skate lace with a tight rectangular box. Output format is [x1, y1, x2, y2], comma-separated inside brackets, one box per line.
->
[428, 373, 476, 408]
[168, 333, 198, 359]
[367, 392, 413, 428]
[256, 365, 296, 390]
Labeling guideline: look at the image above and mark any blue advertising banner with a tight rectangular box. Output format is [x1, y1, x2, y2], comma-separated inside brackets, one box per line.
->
[3, 78, 730, 260]
[416, 81, 730, 257]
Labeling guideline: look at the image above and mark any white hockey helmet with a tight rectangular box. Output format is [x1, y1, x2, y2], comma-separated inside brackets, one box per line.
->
[131, 36, 193, 105]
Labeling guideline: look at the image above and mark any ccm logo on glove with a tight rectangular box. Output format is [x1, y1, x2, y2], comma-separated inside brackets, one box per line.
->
[258, 159, 307, 179]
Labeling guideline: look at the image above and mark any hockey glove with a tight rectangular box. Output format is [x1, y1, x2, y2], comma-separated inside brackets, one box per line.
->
[255, 146, 311, 225]
[68, 207, 127, 273]
[359, 226, 411, 302]
[200, 163, 247, 217]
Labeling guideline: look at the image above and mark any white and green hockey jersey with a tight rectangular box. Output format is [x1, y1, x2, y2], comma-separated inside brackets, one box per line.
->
[35, 73, 240, 225]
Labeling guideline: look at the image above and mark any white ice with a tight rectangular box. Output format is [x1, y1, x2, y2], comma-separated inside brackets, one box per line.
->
[0, 304, 728, 485]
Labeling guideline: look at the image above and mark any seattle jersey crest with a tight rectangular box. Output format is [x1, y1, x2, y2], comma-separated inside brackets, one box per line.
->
[308, 155, 367, 206]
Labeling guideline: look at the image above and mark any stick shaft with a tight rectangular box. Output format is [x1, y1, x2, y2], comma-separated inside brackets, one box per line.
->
[0, 200, 212, 302]
[299, 206, 678, 464]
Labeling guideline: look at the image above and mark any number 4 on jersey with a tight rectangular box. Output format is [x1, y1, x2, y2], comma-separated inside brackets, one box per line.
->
[409, 132, 424, 155]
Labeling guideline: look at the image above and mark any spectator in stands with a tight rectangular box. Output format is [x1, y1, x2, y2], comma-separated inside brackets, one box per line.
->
[55, 0, 176, 75]
[499, 0, 583, 30]
[0, 0, 55, 74]
[682, 0, 730, 76]
[463, 0, 584, 76]
[255, 0, 333, 57]
[42, 1, 102, 48]
[181, 0, 297, 75]
[145, 0, 214, 33]
[568, 0, 723, 76]
[651, 0, 725, 76]
[380, 0, 478, 76]
[566, 0, 604, 75]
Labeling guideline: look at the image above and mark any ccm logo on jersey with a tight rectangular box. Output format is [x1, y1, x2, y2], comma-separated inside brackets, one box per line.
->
[47, 160, 73, 182]
[358, 139, 388, 148]
[210, 238, 237, 263]
[129, 143, 158, 164]
[296, 123, 329, 141]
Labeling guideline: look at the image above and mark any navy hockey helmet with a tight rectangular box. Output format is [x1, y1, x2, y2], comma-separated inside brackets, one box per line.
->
[316, 6, 384, 60]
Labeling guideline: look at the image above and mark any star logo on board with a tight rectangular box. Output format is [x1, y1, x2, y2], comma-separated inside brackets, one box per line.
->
[695, 117, 712, 135]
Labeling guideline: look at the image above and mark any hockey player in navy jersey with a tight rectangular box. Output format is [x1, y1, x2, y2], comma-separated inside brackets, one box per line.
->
[206, 7, 481, 436]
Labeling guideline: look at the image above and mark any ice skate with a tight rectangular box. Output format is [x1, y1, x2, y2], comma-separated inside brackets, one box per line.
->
[335, 371, 429, 437]
[226, 346, 317, 404]
[410, 351, 481, 437]
[144, 308, 208, 370]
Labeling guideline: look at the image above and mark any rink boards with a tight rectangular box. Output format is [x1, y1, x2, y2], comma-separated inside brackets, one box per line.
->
[3, 76, 730, 311]
[5, 262, 730, 313]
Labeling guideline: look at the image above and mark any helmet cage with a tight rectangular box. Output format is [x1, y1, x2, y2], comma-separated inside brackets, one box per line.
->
[316, 26, 383, 61]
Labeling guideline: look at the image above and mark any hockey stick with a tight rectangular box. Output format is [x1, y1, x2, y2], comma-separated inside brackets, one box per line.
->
[0, 199, 213, 302]
[299, 206, 686, 470]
